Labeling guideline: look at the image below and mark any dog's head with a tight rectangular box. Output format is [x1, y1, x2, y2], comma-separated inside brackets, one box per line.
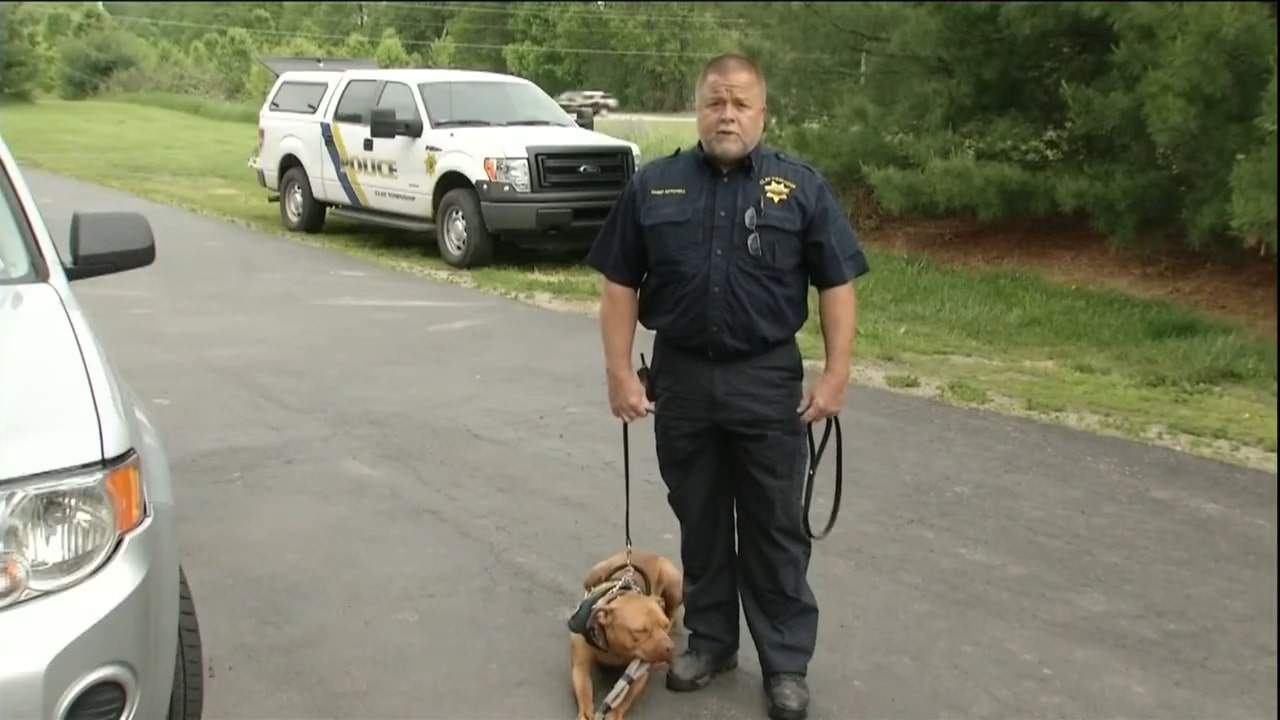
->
[593, 594, 674, 664]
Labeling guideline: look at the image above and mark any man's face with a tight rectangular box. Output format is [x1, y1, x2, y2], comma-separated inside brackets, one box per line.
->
[696, 67, 767, 168]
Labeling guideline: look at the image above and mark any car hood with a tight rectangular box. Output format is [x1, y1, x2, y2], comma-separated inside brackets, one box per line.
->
[0, 283, 102, 481]
[436, 124, 639, 159]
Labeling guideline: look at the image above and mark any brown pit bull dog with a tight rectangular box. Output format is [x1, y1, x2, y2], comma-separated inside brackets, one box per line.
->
[568, 549, 683, 720]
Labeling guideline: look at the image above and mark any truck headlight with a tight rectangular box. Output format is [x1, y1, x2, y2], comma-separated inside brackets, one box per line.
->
[484, 158, 531, 193]
[0, 453, 145, 609]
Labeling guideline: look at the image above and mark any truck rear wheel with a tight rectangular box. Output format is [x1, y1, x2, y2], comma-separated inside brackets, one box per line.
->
[280, 167, 325, 233]
[436, 188, 494, 268]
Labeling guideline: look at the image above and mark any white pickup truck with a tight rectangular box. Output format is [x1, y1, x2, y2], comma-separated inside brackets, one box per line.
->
[248, 62, 641, 268]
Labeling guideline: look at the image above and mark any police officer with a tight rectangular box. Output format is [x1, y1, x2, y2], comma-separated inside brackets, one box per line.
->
[586, 53, 868, 720]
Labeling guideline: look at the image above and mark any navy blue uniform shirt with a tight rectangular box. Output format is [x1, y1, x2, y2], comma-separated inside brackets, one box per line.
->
[587, 141, 870, 360]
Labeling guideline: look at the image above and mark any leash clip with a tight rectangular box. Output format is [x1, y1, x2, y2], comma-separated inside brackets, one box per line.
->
[593, 658, 651, 720]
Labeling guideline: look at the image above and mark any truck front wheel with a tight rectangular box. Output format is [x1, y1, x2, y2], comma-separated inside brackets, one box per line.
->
[280, 167, 325, 233]
[436, 188, 495, 268]
[167, 566, 204, 720]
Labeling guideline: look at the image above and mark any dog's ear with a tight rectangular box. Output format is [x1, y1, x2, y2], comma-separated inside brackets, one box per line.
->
[594, 605, 613, 626]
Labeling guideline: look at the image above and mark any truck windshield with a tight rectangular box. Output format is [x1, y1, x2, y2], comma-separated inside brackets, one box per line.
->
[0, 167, 38, 284]
[418, 81, 576, 128]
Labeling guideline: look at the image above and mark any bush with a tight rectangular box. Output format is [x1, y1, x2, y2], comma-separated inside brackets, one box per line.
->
[59, 28, 149, 100]
[104, 57, 233, 100]
[869, 158, 1057, 221]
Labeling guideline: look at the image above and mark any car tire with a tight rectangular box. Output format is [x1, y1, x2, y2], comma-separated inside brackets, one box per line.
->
[280, 166, 325, 233]
[167, 566, 204, 720]
[436, 187, 495, 268]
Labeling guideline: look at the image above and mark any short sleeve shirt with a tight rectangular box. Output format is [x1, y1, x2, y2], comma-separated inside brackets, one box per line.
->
[586, 142, 870, 359]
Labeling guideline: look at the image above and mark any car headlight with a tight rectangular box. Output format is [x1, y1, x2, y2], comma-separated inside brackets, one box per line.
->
[0, 453, 145, 609]
[484, 158, 531, 193]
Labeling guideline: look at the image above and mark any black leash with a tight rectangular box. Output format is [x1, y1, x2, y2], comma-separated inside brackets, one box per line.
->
[803, 415, 843, 540]
[621, 354, 653, 563]
[622, 419, 632, 557]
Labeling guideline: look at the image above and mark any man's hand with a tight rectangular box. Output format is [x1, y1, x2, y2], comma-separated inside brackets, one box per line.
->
[798, 281, 857, 425]
[599, 279, 653, 422]
[797, 370, 848, 424]
[608, 368, 654, 423]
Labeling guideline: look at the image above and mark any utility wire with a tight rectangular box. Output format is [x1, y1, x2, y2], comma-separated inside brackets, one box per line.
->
[327, 0, 752, 26]
[75, 12, 739, 58]
[101, 0, 752, 31]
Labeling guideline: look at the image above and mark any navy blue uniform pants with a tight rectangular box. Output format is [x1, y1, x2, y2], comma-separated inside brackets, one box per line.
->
[649, 336, 818, 676]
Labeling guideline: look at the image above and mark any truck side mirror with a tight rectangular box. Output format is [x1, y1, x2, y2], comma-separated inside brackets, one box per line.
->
[64, 212, 155, 281]
[575, 107, 594, 130]
[370, 107, 397, 139]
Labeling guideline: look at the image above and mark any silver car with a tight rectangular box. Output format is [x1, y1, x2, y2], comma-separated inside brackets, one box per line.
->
[0, 133, 204, 719]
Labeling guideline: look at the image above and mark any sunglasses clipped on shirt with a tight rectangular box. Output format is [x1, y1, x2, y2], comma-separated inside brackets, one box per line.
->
[744, 198, 763, 257]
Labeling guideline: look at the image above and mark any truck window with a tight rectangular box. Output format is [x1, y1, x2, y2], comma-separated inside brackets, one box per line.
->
[334, 80, 379, 125]
[376, 82, 420, 122]
[269, 82, 328, 114]
[0, 167, 39, 283]
[419, 81, 573, 127]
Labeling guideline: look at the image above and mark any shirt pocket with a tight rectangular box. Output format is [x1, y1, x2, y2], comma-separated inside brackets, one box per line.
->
[754, 208, 804, 272]
[639, 199, 700, 269]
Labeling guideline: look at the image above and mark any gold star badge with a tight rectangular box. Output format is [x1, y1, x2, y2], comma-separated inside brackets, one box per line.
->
[425, 151, 438, 176]
[763, 177, 793, 204]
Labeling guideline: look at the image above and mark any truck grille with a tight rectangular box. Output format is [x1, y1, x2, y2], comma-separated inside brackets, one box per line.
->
[531, 148, 634, 193]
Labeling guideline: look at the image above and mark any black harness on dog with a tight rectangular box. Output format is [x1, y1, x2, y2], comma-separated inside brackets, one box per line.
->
[567, 563, 651, 653]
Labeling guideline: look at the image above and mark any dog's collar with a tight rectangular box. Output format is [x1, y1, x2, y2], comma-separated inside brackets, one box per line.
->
[567, 565, 650, 653]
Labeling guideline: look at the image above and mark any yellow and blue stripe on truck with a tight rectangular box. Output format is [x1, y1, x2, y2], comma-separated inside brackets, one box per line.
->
[320, 122, 369, 207]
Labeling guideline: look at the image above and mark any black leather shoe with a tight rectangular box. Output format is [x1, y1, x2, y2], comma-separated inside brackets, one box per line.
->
[765, 673, 810, 720]
[665, 649, 738, 692]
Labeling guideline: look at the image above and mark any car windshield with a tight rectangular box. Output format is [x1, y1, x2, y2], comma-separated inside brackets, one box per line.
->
[418, 81, 576, 128]
[0, 167, 38, 284]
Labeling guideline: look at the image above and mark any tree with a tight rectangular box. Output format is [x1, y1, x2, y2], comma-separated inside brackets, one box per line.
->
[0, 3, 43, 100]
[1229, 64, 1278, 254]
[375, 29, 412, 68]
[755, 1, 1278, 254]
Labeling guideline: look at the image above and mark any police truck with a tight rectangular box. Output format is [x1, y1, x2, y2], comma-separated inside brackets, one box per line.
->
[248, 59, 641, 268]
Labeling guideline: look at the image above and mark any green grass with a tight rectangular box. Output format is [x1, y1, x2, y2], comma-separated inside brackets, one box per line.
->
[1, 97, 1275, 465]
[885, 373, 921, 389]
[944, 380, 991, 406]
[107, 91, 262, 124]
[596, 116, 696, 162]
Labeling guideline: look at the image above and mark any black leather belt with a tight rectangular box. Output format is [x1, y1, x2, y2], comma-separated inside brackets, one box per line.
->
[655, 335, 793, 363]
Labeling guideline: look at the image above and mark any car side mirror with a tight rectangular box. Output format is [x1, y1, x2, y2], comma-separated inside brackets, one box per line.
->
[575, 107, 594, 130]
[64, 212, 155, 281]
[370, 107, 397, 139]
[371, 108, 423, 138]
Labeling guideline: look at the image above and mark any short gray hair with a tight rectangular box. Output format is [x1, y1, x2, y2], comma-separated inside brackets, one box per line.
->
[695, 53, 767, 102]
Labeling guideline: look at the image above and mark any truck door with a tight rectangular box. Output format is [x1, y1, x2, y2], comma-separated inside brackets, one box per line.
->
[321, 78, 379, 209]
[365, 81, 430, 216]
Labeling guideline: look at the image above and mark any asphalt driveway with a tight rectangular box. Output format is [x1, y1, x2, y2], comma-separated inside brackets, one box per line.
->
[24, 169, 1277, 720]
